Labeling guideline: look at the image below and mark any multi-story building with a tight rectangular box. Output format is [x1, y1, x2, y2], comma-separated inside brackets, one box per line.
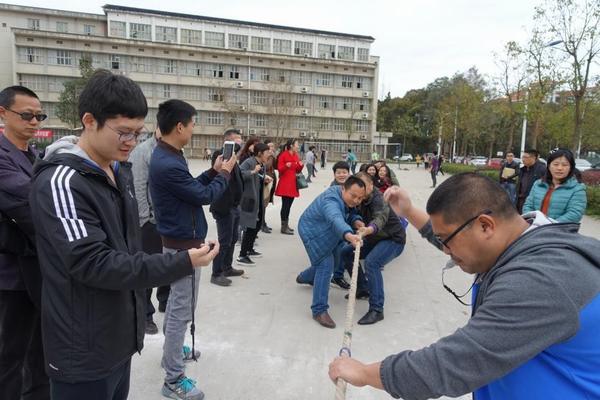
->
[0, 3, 378, 158]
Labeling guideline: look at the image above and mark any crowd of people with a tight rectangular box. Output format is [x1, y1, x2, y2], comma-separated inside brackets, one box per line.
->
[1, 70, 599, 400]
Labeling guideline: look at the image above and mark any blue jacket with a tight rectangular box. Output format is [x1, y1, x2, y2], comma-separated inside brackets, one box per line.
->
[298, 185, 361, 264]
[149, 140, 230, 246]
[523, 176, 587, 222]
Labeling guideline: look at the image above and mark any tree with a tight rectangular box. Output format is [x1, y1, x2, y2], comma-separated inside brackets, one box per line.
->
[535, 0, 600, 155]
[56, 56, 95, 129]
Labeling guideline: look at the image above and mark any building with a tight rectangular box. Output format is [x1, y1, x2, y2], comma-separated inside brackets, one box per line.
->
[0, 3, 379, 159]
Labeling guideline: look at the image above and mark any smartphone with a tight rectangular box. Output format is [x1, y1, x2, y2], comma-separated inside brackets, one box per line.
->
[222, 141, 235, 161]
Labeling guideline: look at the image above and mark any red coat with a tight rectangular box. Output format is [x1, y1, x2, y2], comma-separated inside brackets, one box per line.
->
[275, 150, 303, 198]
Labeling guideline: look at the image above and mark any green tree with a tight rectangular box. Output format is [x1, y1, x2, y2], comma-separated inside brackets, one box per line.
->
[56, 56, 95, 129]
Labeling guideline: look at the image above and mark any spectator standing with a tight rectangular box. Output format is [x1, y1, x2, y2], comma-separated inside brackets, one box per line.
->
[516, 149, 547, 213]
[346, 148, 358, 174]
[305, 145, 316, 183]
[238, 136, 260, 164]
[429, 151, 440, 188]
[275, 139, 303, 235]
[499, 152, 520, 205]
[320, 148, 327, 168]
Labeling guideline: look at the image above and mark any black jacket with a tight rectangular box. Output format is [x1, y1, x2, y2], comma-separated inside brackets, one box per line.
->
[30, 152, 193, 383]
[358, 190, 406, 245]
[499, 160, 520, 184]
[517, 160, 546, 200]
[209, 149, 243, 216]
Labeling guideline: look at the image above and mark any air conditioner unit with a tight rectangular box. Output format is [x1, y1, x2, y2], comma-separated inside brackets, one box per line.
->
[360, 134, 368, 141]
[301, 109, 308, 115]
[236, 81, 244, 88]
[240, 105, 247, 111]
[249, 129, 257, 135]
[299, 131, 307, 137]
[259, 130, 268, 137]
[300, 87, 309, 93]
[361, 113, 369, 119]
[362, 91, 370, 98]
[238, 129, 244, 134]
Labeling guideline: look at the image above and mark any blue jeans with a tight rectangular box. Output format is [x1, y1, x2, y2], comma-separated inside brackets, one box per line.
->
[342, 240, 405, 312]
[501, 182, 517, 205]
[299, 244, 343, 316]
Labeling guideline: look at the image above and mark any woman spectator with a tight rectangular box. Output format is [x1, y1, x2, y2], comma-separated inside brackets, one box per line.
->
[523, 148, 587, 223]
[365, 164, 377, 179]
[237, 143, 272, 266]
[238, 136, 260, 164]
[275, 138, 303, 235]
[375, 165, 393, 193]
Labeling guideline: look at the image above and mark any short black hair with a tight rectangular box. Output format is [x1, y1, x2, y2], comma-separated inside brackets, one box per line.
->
[0, 85, 39, 108]
[426, 173, 518, 224]
[79, 70, 147, 128]
[264, 139, 273, 145]
[343, 175, 366, 190]
[545, 148, 575, 185]
[253, 142, 269, 156]
[524, 149, 539, 158]
[157, 99, 197, 135]
[433, 151, 438, 156]
[332, 161, 350, 173]
[223, 128, 241, 139]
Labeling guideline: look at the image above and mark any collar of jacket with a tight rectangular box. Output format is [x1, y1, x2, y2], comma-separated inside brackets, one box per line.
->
[0, 134, 37, 175]
[157, 138, 184, 158]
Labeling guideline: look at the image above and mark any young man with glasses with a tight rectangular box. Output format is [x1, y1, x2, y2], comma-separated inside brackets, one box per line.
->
[329, 173, 600, 400]
[0, 85, 49, 400]
[29, 71, 219, 400]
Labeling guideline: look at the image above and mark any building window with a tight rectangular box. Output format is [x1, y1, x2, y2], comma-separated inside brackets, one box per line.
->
[205, 31, 225, 48]
[251, 91, 268, 105]
[229, 65, 240, 79]
[83, 24, 95, 35]
[318, 44, 335, 59]
[335, 97, 352, 111]
[161, 84, 172, 98]
[19, 47, 42, 64]
[356, 99, 369, 111]
[250, 68, 270, 82]
[156, 26, 177, 43]
[138, 83, 153, 98]
[333, 119, 345, 131]
[183, 61, 202, 76]
[56, 50, 73, 66]
[110, 54, 120, 70]
[315, 73, 332, 87]
[251, 36, 271, 52]
[207, 64, 224, 78]
[295, 94, 307, 107]
[27, 18, 40, 30]
[191, 135, 202, 148]
[355, 119, 368, 132]
[181, 29, 202, 45]
[130, 57, 152, 73]
[130, 23, 151, 40]
[318, 118, 331, 130]
[337, 46, 355, 61]
[252, 114, 267, 128]
[273, 39, 292, 54]
[294, 117, 309, 130]
[110, 21, 126, 38]
[56, 22, 68, 33]
[294, 41, 313, 56]
[47, 76, 67, 92]
[317, 96, 330, 109]
[207, 88, 223, 102]
[340, 75, 353, 88]
[357, 48, 369, 62]
[356, 76, 370, 90]
[159, 59, 177, 74]
[228, 34, 248, 50]
[18, 74, 45, 91]
[181, 86, 202, 101]
[207, 112, 224, 125]
[292, 71, 311, 85]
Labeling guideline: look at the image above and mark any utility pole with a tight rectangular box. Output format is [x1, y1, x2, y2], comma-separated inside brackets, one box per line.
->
[452, 105, 458, 161]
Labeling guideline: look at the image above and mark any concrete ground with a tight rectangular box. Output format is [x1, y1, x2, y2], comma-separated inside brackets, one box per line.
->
[129, 161, 600, 400]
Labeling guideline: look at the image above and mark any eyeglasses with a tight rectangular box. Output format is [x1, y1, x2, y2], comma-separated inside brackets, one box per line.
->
[6, 108, 47, 122]
[442, 267, 475, 306]
[434, 209, 493, 250]
[105, 123, 148, 143]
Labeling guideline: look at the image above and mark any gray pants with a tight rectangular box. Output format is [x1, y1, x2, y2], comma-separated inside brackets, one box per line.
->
[161, 247, 201, 382]
[306, 164, 314, 182]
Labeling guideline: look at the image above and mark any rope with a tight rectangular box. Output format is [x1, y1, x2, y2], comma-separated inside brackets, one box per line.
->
[334, 233, 363, 400]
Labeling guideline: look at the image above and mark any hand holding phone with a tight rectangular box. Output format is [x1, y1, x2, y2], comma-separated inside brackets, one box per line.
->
[222, 141, 236, 161]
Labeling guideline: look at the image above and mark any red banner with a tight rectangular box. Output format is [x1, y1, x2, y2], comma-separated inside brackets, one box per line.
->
[0, 127, 53, 139]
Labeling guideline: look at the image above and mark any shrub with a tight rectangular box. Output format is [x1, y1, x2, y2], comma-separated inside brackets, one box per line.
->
[582, 169, 600, 186]
[586, 186, 600, 217]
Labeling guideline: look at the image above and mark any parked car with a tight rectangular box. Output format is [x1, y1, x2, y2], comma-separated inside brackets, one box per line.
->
[470, 156, 488, 167]
[400, 153, 413, 161]
[575, 158, 592, 172]
[488, 158, 503, 169]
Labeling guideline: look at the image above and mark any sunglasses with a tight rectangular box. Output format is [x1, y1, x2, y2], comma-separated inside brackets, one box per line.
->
[6, 108, 48, 122]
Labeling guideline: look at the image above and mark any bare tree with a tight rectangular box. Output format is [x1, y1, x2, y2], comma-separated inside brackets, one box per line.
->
[267, 82, 295, 139]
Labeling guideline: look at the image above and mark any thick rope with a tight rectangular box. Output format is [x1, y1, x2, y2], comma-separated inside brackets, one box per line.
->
[334, 233, 363, 400]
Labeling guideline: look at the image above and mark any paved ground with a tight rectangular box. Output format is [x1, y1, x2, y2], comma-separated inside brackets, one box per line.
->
[130, 161, 599, 400]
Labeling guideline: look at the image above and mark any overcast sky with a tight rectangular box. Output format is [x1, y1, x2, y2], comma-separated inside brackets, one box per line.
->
[13, 0, 542, 98]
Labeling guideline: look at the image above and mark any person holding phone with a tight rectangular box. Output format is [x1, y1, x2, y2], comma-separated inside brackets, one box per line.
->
[275, 138, 303, 235]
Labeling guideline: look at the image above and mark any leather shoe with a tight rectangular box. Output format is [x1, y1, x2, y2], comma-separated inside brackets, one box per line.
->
[357, 309, 384, 325]
[210, 275, 232, 287]
[313, 312, 336, 329]
[145, 320, 159, 335]
[223, 267, 244, 277]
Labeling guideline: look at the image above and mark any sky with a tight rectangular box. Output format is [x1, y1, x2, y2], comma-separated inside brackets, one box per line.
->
[12, 0, 543, 98]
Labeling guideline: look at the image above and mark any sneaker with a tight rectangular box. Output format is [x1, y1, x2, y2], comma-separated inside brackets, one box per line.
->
[331, 277, 351, 290]
[182, 345, 201, 362]
[247, 249, 262, 258]
[210, 275, 232, 287]
[162, 375, 204, 400]
[236, 256, 256, 266]
[145, 320, 159, 335]
[223, 267, 244, 277]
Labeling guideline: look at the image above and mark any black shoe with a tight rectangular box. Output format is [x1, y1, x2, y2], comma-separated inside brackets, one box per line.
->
[296, 274, 313, 286]
[331, 277, 351, 290]
[158, 302, 167, 313]
[210, 275, 232, 287]
[345, 290, 370, 300]
[145, 320, 159, 335]
[247, 249, 262, 258]
[358, 309, 384, 325]
[236, 256, 256, 266]
[223, 267, 244, 277]
[261, 226, 272, 234]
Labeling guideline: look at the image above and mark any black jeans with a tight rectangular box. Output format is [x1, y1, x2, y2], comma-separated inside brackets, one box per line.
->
[430, 169, 437, 187]
[0, 290, 49, 400]
[141, 222, 170, 321]
[280, 196, 295, 222]
[241, 202, 263, 257]
[50, 359, 131, 400]
[212, 207, 240, 276]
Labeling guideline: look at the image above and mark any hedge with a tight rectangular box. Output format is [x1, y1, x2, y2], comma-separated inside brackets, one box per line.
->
[440, 163, 600, 217]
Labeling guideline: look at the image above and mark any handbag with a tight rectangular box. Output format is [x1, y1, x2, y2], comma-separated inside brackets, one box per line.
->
[295, 172, 308, 190]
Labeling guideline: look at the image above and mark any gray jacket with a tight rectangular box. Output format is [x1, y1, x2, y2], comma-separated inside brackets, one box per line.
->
[380, 215, 600, 399]
[128, 136, 157, 226]
[239, 156, 263, 229]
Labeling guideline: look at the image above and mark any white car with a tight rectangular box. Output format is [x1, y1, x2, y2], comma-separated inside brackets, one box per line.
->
[575, 159, 592, 171]
[400, 154, 413, 161]
[469, 157, 488, 167]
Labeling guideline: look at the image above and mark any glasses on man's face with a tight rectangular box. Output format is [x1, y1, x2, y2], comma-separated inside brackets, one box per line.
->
[6, 108, 48, 122]
[434, 209, 493, 251]
[105, 123, 148, 143]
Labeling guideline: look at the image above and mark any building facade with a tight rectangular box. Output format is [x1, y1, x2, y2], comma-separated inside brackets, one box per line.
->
[0, 3, 379, 158]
